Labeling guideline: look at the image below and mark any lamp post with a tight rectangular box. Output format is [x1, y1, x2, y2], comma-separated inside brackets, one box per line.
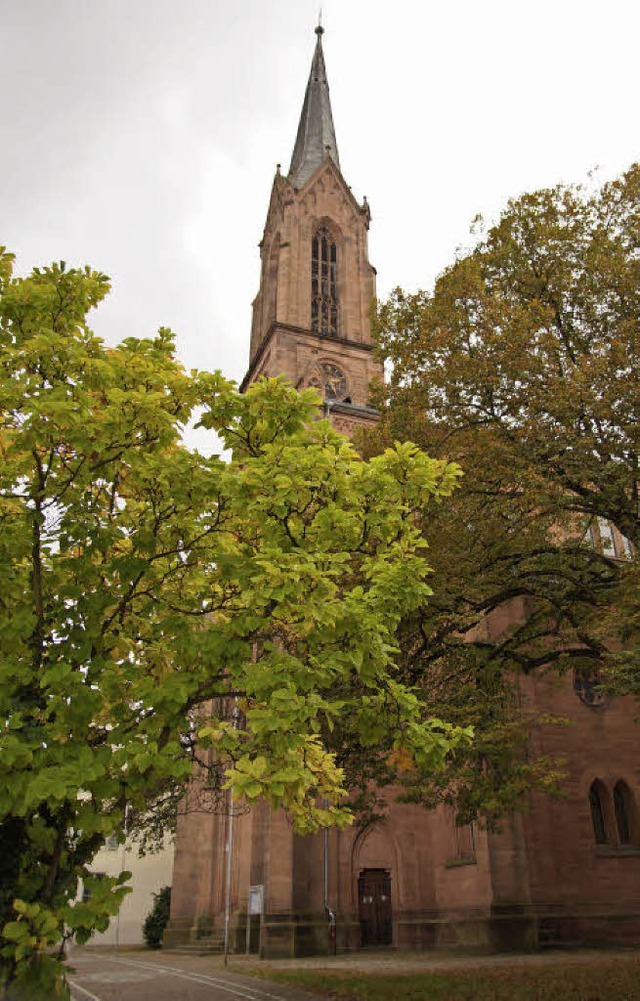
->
[223, 702, 239, 965]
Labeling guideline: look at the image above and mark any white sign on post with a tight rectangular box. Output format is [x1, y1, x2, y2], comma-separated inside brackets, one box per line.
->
[246, 884, 264, 954]
[248, 885, 263, 915]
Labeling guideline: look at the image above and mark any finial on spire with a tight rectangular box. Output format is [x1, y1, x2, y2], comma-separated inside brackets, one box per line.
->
[316, 7, 324, 34]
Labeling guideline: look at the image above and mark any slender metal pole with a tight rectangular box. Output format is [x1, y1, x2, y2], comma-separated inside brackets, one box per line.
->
[223, 702, 239, 965]
[223, 793, 234, 965]
[115, 804, 129, 950]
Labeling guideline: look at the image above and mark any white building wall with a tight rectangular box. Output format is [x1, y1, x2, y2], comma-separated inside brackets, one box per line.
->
[81, 837, 174, 946]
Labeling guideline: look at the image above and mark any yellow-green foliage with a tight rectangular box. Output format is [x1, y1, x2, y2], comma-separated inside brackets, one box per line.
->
[0, 249, 467, 993]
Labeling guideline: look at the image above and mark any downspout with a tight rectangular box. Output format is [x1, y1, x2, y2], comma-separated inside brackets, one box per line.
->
[323, 825, 336, 955]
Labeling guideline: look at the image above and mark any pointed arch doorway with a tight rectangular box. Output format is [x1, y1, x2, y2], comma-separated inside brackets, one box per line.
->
[358, 868, 392, 946]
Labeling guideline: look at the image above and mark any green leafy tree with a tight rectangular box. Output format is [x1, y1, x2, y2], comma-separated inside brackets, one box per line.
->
[368, 164, 640, 820]
[0, 248, 468, 997]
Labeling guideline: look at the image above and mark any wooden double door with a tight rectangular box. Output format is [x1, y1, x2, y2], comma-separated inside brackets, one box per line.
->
[358, 868, 392, 946]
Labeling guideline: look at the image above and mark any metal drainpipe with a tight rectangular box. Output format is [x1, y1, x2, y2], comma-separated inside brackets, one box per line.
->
[323, 825, 328, 906]
[323, 825, 336, 954]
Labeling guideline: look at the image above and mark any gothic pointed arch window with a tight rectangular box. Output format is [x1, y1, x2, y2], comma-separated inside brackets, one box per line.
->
[589, 780, 609, 844]
[311, 225, 338, 335]
[613, 781, 638, 846]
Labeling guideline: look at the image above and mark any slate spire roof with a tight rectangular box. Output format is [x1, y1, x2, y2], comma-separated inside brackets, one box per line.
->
[288, 25, 340, 190]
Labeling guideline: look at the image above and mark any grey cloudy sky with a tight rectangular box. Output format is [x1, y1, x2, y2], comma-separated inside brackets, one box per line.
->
[2, 0, 638, 427]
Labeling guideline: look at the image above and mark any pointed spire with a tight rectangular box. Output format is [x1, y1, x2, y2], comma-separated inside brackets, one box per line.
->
[288, 24, 340, 190]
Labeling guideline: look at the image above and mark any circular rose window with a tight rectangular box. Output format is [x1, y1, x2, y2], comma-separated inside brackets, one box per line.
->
[573, 668, 607, 709]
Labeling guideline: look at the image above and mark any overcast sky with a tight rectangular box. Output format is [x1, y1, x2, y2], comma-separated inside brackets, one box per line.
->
[2, 0, 638, 432]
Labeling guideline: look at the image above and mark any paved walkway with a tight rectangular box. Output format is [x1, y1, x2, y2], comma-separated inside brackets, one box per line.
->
[68, 945, 640, 1000]
[68, 951, 327, 1001]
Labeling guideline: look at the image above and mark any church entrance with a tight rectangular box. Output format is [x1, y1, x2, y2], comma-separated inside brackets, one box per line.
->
[358, 868, 392, 946]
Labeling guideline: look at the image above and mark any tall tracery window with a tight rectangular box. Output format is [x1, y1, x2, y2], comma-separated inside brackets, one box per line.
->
[311, 226, 338, 335]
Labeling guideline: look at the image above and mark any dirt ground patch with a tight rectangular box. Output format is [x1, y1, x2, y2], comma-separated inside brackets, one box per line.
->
[229, 946, 639, 974]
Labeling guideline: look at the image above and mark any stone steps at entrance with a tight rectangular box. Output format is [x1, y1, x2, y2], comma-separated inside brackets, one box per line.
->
[164, 933, 225, 956]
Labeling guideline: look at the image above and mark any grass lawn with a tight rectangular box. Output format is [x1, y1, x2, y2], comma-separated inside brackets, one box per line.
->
[263, 956, 640, 1000]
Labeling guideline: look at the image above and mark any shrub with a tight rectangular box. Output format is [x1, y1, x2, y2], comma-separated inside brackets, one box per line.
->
[142, 886, 171, 949]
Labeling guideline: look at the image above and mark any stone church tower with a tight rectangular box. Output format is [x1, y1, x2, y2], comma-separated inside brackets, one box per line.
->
[166, 26, 640, 958]
[240, 24, 382, 436]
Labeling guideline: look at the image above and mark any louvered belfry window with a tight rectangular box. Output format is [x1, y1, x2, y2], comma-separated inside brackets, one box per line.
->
[311, 227, 338, 335]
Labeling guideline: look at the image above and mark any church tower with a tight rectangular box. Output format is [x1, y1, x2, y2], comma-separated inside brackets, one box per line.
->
[165, 28, 386, 957]
[241, 24, 382, 435]
[166, 25, 640, 960]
